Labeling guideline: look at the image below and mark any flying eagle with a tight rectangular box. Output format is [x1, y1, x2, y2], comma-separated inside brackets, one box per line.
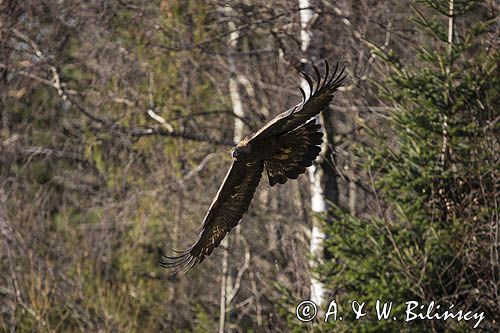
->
[160, 60, 346, 272]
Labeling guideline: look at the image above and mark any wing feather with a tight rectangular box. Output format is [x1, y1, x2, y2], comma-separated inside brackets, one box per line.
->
[159, 159, 263, 273]
[265, 119, 323, 186]
[247, 60, 346, 143]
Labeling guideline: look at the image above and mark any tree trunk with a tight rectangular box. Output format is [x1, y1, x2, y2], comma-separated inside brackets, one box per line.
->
[298, 0, 328, 306]
[299, 0, 340, 306]
[219, 14, 244, 333]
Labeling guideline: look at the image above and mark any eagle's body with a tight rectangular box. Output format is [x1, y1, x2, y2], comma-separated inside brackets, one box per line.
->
[234, 135, 280, 162]
[160, 60, 346, 272]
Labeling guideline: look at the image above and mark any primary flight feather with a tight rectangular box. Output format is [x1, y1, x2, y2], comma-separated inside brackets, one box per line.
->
[159, 60, 346, 272]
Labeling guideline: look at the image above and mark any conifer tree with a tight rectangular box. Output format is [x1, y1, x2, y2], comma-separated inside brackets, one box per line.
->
[317, 0, 498, 331]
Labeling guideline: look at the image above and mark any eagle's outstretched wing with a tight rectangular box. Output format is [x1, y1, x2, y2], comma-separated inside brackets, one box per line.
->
[247, 60, 346, 143]
[159, 160, 263, 272]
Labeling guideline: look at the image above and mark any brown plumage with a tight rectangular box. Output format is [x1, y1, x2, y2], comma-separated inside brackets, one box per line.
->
[159, 60, 346, 272]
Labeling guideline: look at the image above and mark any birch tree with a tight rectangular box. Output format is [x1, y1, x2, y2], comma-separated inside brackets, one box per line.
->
[219, 6, 245, 332]
[298, 0, 340, 307]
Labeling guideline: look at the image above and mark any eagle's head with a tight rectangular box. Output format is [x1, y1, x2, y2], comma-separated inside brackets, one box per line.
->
[231, 145, 251, 160]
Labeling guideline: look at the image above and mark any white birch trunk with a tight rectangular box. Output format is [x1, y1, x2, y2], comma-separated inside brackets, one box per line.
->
[308, 164, 327, 305]
[299, 0, 313, 53]
[219, 16, 243, 333]
[298, 0, 327, 306]
[441, 0, 453, 169]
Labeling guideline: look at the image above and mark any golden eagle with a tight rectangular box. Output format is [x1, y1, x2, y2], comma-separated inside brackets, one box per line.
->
[160, 60, 346, 272]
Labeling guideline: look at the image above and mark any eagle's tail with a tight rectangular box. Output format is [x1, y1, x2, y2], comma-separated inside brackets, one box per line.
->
[265, 119, 323, 186]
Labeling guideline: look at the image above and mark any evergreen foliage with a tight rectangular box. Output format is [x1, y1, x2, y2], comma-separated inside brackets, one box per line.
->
[317, 0, 498, 331]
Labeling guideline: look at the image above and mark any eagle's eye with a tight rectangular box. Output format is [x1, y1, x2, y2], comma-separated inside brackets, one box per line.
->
[231, 148, 239, 158]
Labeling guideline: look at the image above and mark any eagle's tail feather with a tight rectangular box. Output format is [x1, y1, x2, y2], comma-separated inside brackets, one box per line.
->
[265, 119, 323, 186]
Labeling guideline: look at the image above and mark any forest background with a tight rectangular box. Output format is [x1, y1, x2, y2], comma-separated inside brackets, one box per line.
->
[0, 0, 498, 332]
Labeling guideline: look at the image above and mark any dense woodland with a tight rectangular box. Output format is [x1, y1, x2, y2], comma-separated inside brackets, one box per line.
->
[0, 0, 498, 332]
